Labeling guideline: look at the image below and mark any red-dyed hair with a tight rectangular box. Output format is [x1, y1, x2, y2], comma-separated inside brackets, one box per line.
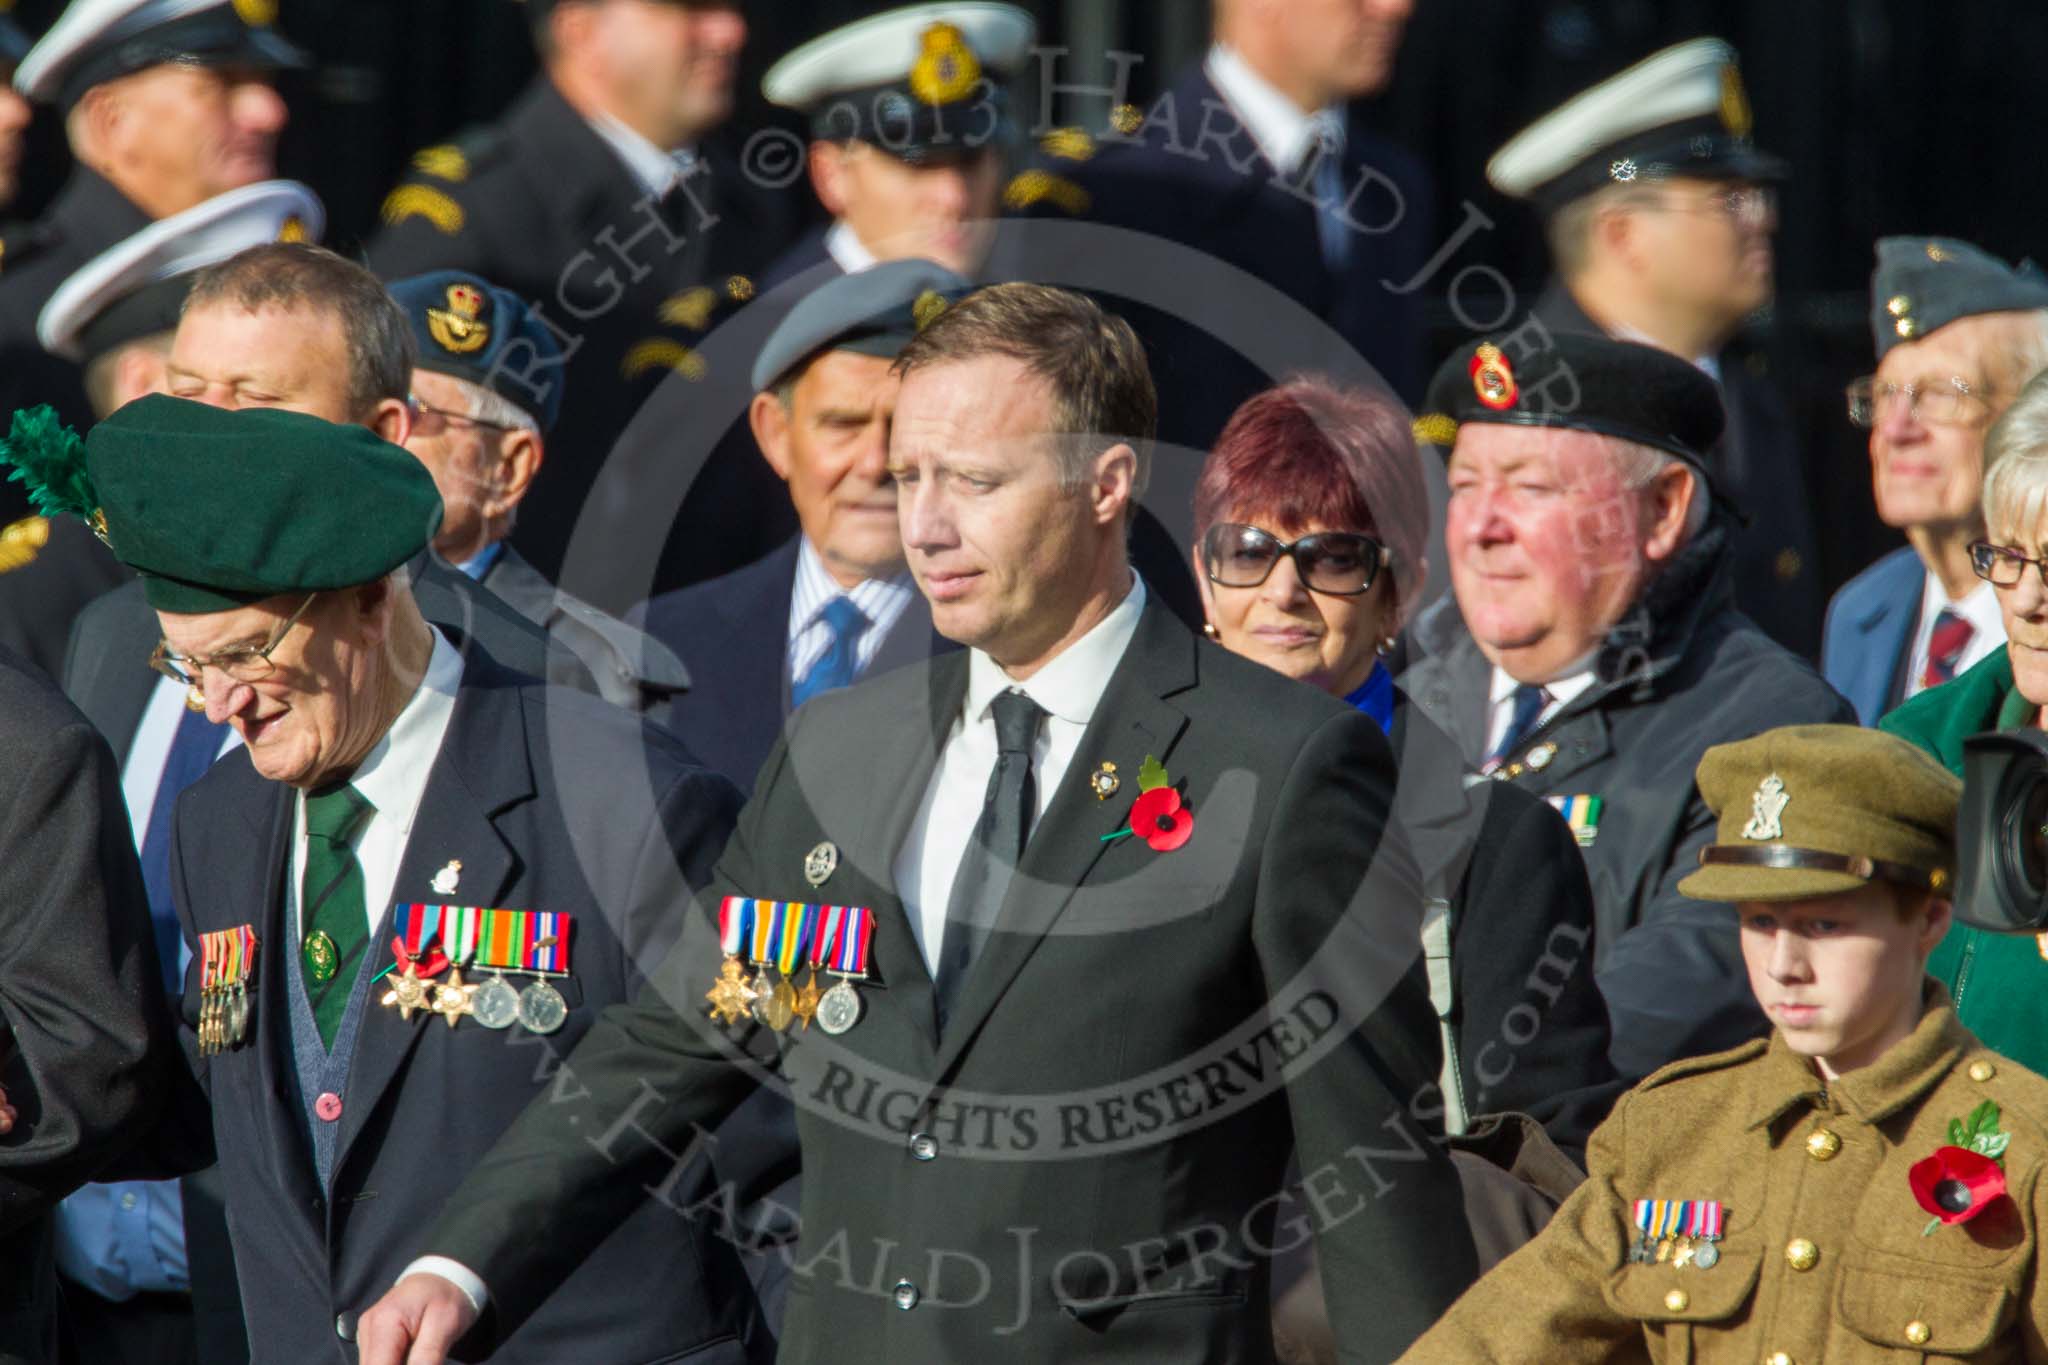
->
[1192, 377, 1430, 629]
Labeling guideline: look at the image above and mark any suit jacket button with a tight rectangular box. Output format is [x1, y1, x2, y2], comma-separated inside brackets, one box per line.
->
[316, 1092, 343, 1123]
[909, 1133, 939, 1162]
[335, 1313, 355, 1342]
[893, 1280, 920, 1311]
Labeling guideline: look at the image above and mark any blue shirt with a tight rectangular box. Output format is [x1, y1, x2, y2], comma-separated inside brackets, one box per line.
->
[1344, 661, 1396, 735]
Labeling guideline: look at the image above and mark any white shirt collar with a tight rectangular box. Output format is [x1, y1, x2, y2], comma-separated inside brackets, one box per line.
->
[1488, 650, 1599, 708]
[963, 574, 1146, 729]
[330, 627, 464, 842]
[585, 110, 697, 199]
[824, 221, 880, 275]
[1204, 42, 1336, 176]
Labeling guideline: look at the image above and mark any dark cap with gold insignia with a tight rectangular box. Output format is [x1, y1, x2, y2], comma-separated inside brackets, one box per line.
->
[388, 271, 564, 433]
[1417, 332, 1726, 483]
[15, 0, 306, 109]
[763, 2, 1034, 166]
[39, 179, 322, 363]
[1870, 236, 2048, 359]
[1487, 38, 1785, 215]
[0, 395, 442, 613]
[1680, 724, 1961, 902]
[752, 256, 969, 392]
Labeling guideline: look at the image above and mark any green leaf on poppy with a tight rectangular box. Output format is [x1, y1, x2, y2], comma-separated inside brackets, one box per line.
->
[1137, 755, 1169, 792]
[1977, 1132, 2012, 1161]
[1950, 1119, 1969, 1146]
[1969, 1100, 2001, 1138]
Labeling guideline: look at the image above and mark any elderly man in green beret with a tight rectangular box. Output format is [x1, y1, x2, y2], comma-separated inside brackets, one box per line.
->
[1401, 724, 2048, 1362]
[1, 394, 784, 1362]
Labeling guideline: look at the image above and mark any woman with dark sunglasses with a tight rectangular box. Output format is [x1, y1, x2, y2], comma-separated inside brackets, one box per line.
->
[1191, 378, 1622, 1169]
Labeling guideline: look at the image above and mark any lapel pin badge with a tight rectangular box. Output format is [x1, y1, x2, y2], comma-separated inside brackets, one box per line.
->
[431, 859, 462, 896]
[1090, 761, 1120, 800]
[804, 841, 839, 888]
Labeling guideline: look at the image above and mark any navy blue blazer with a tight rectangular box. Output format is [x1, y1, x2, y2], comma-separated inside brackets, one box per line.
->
[1002, 61, 1436, 447]
[165, 644, 774, 1363]
[1821, 545, 1923, 725]
[641, 539, 950, 790]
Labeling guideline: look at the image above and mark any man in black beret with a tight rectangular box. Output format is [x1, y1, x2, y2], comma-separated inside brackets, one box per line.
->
[9, 393, 779, 1363]
[388, 270, 688, 718]
[1821, 237, 2048, 725]
[1487, 38, 1822, 660]
[0, 0, 301, 474]
[1403, 331, 1854, 1082]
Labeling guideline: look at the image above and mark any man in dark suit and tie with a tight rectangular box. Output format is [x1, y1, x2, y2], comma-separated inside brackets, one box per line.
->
[1822, 237, 2048, 723]
[40, 393, 775, 1363]
[362, 282, 1477, 1364]
[641, 258, 963, 787]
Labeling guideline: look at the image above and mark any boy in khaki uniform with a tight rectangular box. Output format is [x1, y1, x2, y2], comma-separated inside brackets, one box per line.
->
[1401, 724, 2048, 1363]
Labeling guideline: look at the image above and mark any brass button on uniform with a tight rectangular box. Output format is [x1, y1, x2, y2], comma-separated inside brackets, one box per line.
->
[1805, 1128, 1841, 1161]
[1905, 1320, 1931, 1345]
[1970, 1060, 1997, 1082]
[1785, 1238, 1819, 1272]
[1664, 1288, 1688, 1312]
[1765, 1353, 1794, 1365]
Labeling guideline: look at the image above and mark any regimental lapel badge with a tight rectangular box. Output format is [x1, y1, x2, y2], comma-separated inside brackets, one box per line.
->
[198, 925, 258, 1056]
[804, 841, 838, 888]
[431, 859, 461, 896]
[1629, 1199, 1725, 1269]
[1548, 794, 1603, 848]
[1742, 774, 1789, 840]
[1526, 741, 1558, 772]
[712, 898, 875, 1035]
[1101, 755, 1194, 853]
[1089, 761, 1120, 800]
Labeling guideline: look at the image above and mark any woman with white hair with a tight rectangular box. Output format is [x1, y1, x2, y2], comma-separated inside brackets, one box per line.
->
[1882, 364, 2048, 1074]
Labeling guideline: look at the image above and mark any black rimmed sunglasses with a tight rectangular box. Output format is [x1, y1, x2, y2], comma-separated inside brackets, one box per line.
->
[1201, 523, 1389, 597]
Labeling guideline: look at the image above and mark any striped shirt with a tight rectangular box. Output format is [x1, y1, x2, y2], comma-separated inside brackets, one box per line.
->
[786, 537, 917, 685]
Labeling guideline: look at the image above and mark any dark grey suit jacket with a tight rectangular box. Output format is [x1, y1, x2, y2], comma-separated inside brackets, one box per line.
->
[416, 597, 1478, 1363]
[0, 647, 167, 1364]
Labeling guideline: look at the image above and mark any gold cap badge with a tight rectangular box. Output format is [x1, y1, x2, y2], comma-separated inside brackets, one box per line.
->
[1469, 343, 1517, 411]
[908, 21, 981, 107]
[1718, 64, 1752, 140]
[427, 283, 490, 355]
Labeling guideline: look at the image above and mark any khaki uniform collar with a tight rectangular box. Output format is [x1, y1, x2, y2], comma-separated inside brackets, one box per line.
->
[1745, 980, 1967, 1132]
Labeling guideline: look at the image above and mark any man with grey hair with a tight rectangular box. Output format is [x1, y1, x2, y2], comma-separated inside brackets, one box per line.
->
[1823, 236, 2048, 724]
[387, 270, 687, 717]
[1405, 332, 1852, 1082]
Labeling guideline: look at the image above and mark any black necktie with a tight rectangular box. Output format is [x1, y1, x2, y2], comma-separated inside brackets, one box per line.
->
[936, 689, 1047, 1028]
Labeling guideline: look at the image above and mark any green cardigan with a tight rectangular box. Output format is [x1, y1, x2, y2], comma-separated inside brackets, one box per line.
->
[1881, 648, 2045, 1068]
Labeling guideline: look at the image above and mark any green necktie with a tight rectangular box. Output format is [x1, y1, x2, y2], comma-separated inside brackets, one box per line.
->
[302, 784, 374, 1051]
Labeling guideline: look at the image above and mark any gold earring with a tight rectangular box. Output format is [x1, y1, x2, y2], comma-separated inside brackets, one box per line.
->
[1202, 622, 1220, 640]
[185, 685, 206, 713]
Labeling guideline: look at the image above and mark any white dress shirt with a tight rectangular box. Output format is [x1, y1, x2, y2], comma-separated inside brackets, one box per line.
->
[1484, 655, 1598, 757]
[824, 220, 880, 275]
[288, 628, 462, 943]
[1204, 43, 1334, 176]
[892, 575, 1146, 972]
[787, 537, 917, 685]
[585, 110, 699, 200]
[1903, 571, 2005, 701]
[122, 674, 243, 855]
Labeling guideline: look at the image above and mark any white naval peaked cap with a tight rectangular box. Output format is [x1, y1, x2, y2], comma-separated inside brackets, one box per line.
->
[16, 0, 303, 106]
[1486, 37, 1783, 210]
[38, 179, 323, 360]
[763, 2, 1035, 110]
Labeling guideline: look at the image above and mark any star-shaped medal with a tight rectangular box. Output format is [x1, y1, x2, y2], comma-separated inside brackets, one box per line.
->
[381, 960, 433, 1022]
[791, 969, 823, 1031]
[430, 967, 477, 1029]
[706, 957, 756, 1026]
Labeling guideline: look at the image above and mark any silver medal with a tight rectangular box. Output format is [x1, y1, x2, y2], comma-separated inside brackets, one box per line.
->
[1692, 1242, 1719, 1269]
[516, 979, 569, 1034]
[815, 978, 862, 1035]
[472, 973, 520, 1030]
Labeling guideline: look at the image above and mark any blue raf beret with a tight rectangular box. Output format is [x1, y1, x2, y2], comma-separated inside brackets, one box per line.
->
[388, 271, 565, 433]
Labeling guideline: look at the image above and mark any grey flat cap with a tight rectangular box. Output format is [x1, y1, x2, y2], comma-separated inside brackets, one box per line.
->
[1872, 236, 2048, 358]
[751, 258, 971, 392]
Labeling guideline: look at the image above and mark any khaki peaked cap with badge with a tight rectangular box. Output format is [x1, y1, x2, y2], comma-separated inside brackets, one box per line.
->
[1401, 728, 2048, 1363]
[0, 393, 441, 614]
[1682, 724, 1961, 903]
